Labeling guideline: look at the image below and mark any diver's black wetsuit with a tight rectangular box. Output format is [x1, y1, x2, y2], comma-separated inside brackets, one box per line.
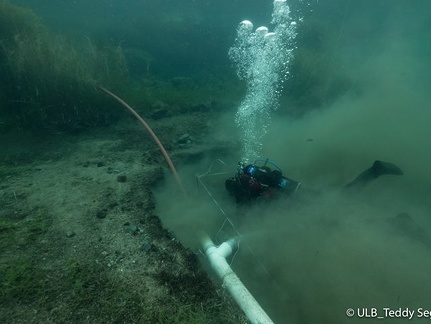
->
[226, 160, 403, 204]
[345, 160, 403, 191]
[225, 162, 300, 203]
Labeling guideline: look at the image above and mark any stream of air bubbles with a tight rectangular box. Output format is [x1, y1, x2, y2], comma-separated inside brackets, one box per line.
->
[229, 0, 298, 162]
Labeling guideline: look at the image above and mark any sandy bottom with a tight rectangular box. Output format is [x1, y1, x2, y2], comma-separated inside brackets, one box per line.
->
[0, 112, 246, 323]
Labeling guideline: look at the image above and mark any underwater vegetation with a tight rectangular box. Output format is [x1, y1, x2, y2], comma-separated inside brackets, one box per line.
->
[0, 1, 129, 133]
[0, 1, 242, 134]
[0, 193, 245, 323]
[0, 210, 230, 323]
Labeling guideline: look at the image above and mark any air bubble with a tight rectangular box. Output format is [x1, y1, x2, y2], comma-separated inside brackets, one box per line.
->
[229, 0, 298, 161]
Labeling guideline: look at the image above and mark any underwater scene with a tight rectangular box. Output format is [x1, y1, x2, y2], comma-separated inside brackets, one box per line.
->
[1, 0, 430, 323]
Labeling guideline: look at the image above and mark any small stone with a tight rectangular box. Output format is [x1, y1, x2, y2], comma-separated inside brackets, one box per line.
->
[141, 242, 153, 252]
[126, 225, 139, 235]
[177, 134, 194, 147]
[117, 175, 127, 183]
[151, 108, 169, 120]
[96, 209, 108, 219]
[66, 231, 76, 238]
[178, 134, 191, 142]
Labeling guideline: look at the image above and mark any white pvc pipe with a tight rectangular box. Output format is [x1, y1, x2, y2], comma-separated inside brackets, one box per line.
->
[202, 236, 274, 324]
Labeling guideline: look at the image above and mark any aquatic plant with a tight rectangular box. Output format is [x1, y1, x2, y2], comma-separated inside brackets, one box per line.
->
[0, 0, 129, 132]
[123, 48, 155, 77]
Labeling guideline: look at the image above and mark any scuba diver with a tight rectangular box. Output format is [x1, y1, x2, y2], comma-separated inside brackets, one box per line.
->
[225, 159, 403, 204]
[225, 159, 300, 203]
